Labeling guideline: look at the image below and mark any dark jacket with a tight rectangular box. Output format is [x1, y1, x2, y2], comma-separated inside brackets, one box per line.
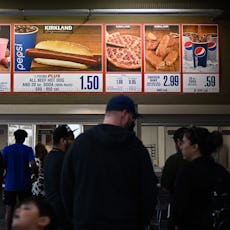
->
[161, 151, 188, 195]
[61, 124, 158, 230]
[44, 148, 72, 230]
[171, 156, 230, 230]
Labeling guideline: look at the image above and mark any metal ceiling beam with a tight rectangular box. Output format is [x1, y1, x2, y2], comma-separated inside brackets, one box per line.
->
[0, 8, 224, 17]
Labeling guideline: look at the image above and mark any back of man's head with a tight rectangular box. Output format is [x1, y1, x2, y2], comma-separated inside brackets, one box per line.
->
[14, 129, 28, 144]
[106, 94, 142, 119]
[52, 125, 73, 145]
[173, 127, 187, 143]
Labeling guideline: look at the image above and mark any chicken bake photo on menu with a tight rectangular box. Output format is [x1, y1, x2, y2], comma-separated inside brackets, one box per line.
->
[14, 24, 102, 72]
[145, 24, 180, 73]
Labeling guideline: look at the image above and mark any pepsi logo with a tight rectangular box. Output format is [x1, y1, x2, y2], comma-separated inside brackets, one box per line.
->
[194, 47, 206, 58]
[184, 41, 192, 50]
[208, 41, 216, 51]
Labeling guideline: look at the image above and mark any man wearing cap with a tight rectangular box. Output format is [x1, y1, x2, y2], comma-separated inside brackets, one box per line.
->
[2, 129, 37, 230]
[61, 94, 158, 230]
[44, 125, 74, 230]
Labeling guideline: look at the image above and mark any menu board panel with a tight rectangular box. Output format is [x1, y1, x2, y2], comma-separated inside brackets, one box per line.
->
[105, 24, 142, 92]
[144, 24, 181, 92]
[0, 22, 220, 94]
[13, 24, 103, 92]
[0, 24, 10, 92]
[182, 24, 219, 93]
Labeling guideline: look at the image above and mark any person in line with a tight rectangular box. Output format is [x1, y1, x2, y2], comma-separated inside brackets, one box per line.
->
[2, 129, 37, 230]
[171, 126, 230, 230]
[61, 94, 159, 230]
[44, 125, 74, 230]
[0, 150, 4, 198]
[32, 143, 48, 198]
[0, 150, 4, 215]
[11, 196, 57, 230]
[161, 127, 188, 195]
[160, 127, 188, 229]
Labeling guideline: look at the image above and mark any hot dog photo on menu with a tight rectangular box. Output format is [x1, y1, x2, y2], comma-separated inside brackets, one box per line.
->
[106, 24, 142, 72]
[14, 24, 102, 72]
[145, 24, 180, 73]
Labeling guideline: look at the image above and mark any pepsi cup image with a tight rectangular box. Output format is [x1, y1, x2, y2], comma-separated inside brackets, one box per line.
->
[207, 33, 217, 62]
[192, 42, 208, 68]
[183, 35, 193, 61]
[14, 25, 38, 71]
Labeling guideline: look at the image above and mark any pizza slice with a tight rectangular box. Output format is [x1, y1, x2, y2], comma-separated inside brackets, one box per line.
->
[106, 32, 126, 47]
[106, 32, 141, 48]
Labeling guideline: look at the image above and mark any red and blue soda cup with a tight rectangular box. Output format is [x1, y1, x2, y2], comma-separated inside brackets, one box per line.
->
[14, 25, 38, 71]
[207, 33, 217, 62]
[192, 42, 208, 68]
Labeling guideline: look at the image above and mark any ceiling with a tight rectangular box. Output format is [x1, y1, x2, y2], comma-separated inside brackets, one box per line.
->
[0, 0, 226, 10]
[0, 0, 228, 20]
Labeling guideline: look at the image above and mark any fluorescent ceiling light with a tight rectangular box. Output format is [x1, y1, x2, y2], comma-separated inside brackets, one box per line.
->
[0, 8, 224, 17]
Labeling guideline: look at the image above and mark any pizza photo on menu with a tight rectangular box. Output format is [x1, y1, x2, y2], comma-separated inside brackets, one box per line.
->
[106, 25, 141, 72]
[145, 24, 180, 73]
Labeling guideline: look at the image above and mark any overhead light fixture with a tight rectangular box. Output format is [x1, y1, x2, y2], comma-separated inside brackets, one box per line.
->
[0, 8, 224, 17]
[91, 9, 224, 17]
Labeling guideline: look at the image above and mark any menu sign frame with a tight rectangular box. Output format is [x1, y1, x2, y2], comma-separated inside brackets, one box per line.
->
[0, 22, 220, 94]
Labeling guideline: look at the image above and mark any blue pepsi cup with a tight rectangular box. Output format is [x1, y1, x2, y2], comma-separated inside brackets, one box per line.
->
[207, 33, 217, 62]
[192, 42, 208, 68]
[183, 36, 193, 61]
[14, 25, 38, 71]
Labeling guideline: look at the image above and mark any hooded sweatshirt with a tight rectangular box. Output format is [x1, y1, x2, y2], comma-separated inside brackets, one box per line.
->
[61, 124, 158, 230]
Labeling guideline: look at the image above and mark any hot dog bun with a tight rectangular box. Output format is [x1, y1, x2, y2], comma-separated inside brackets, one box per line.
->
[35, 40, 93, 56]
[34, 58, 88, 69]
[33, 40, 94, 69]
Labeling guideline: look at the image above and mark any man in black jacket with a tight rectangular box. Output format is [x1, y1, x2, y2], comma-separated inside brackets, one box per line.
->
[161, 127, 188, 230]
[161, 127, 188, 195]
[44, 125, 74, 230]
[61, 94, 158, 230]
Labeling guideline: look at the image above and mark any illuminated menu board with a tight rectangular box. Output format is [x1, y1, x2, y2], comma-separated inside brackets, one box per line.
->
[0, 23, 219, 93]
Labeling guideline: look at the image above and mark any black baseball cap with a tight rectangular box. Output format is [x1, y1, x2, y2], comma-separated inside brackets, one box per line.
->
[53, 125, 73, 143]
[106, 94, 142, 119]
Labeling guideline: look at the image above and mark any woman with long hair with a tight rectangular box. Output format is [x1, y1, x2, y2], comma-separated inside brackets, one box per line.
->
[171, 126, 230, 230]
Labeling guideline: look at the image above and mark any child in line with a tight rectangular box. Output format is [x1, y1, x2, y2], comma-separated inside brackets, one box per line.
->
[11, 196, 57, 230]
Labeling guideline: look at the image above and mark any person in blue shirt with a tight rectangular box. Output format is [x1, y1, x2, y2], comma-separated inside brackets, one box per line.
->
[2, 129, 37, 230]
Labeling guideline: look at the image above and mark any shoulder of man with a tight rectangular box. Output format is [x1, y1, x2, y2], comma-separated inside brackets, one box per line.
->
[74, 127, 96, 143]
[164, 152, 178, 163]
